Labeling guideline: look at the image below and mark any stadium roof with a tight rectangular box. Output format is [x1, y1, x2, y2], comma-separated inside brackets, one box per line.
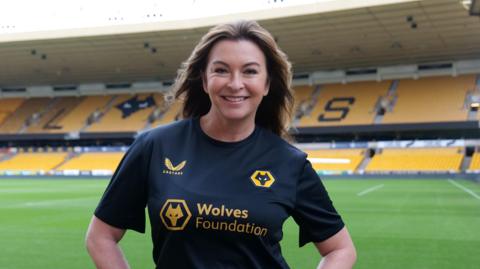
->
[0, 0, 479, 87]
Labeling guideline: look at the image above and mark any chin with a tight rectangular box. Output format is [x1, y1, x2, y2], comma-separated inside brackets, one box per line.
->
[220, 111, 253, 122]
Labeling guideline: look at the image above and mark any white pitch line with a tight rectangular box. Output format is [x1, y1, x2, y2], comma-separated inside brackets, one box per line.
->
[447, 179, 480, 200]
[357, 184, 384, 196]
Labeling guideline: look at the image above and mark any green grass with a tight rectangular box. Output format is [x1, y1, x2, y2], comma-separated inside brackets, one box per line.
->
[0, 178, 479, 268]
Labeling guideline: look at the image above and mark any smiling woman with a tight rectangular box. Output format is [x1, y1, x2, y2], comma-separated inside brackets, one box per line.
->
[173, 20, 294, 140]
[86, 20, 356, 269]
[200, 39, 270, 141]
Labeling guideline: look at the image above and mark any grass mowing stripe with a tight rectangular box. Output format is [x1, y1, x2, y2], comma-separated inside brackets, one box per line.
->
[447, 179, 480, 200]
[356, 184, 384, 196]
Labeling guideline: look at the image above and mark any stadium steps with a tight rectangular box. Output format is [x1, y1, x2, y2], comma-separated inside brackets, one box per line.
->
[293, 85, 322, 126]
[460, 155, 472, 172]
[79, 95, 118, 132]
[0, 152, 15, 162]
[51, 152, 78, 171]
[143, 105, 168, 131]
[18, 98, 59, 134]
[305, 85, 322, 116]
[468, 74, 480, 120]
[373, 80, 398, 124]
[0, 98, 51, 134]
[467, 109, 477, 121]
[356, 149, 373, 173]
[292, 85, 318, 125]
[0, 98, 24, 129]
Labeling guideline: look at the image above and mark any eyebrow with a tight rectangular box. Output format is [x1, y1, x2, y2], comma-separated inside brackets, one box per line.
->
[211, 60, 261, 68]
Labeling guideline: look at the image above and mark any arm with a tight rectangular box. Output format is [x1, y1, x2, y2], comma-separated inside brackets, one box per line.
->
[85, 216, 130, 269]
[315, 227, 357, 269]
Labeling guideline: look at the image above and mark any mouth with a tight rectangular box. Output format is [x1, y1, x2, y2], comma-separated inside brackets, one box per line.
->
[222, 96, 249, 103]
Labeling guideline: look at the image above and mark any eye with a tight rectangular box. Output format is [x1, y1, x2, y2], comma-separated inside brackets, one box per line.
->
[244, 68, 258, 75]
[213, 67, 228, 74]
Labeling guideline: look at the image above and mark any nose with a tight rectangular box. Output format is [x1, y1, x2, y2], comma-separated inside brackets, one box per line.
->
[227, 72, 244, 91]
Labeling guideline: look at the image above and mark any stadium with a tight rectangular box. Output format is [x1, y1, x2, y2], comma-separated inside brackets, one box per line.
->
[1, 0, 479, 268]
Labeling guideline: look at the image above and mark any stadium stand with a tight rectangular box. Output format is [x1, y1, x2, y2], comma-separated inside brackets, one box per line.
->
[0, 152, 68, 173]
[0, 98, 52, 133]
[382, 75, 475, 124]
[467, 151, 480, 172]
[56, 152, 124, 172]
[25, 97, 85, 133]
[86, 93, 160, 132]
[150, 100, 182, 127]
[304, 148, 365, 173]
[365, 147, 463, 173]
[53, 95, 115, 133]
[292, 85, 315, 121]
[298, 81, 391, 127]
[0, 98, 24, 127]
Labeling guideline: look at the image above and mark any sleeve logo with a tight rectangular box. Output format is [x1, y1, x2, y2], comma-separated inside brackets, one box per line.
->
[250, 170, 275, 188]
[160, 199, 192, 231]
[163, 158, 187, 175]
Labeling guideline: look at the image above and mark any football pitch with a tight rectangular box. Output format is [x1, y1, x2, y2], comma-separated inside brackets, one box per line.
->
[0, 178, 479, 269]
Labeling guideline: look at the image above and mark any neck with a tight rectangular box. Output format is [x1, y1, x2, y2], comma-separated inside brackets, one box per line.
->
[200, 113, 255, 142]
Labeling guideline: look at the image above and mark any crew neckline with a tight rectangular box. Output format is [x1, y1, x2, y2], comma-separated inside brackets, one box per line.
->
[193, 117, 259, 147]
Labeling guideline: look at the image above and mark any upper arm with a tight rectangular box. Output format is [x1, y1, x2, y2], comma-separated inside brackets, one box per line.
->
[94, 133, 151, 233]
[314, 227, 355, 257]
[291, 160, 345, 247]
[86, 215, 127, 243]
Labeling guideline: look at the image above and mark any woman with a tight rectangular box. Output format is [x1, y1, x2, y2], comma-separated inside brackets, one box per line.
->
[86, 20, 356, 269]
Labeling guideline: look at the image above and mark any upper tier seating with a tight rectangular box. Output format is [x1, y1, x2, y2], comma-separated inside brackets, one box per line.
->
[0, 98, 24, 127]
[151, 101, 182, 127]
[299, 81, 390, 127]
[0, 98, 52, 133]
[25, 97, 85, 133]
[382, 75, 475, 123]
[293, 85, 315, 120]
[52, 95, 114, 133]
[86, 93, 163, 132]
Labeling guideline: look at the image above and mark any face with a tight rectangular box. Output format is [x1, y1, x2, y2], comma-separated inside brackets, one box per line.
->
[202, 39, 269, 125]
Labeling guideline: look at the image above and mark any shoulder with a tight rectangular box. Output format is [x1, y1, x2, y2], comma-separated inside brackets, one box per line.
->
[258, 127, 307, 163]
[138, 118, 193, 144]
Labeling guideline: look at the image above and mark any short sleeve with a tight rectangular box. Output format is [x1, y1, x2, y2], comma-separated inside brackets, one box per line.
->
[291, 160, 345, 247]
[94, 132, 150, 233]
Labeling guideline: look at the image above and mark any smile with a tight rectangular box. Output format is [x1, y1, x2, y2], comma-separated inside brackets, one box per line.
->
[222, 96, 248, 102]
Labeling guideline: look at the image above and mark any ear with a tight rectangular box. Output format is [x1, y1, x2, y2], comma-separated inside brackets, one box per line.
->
[264, 78, 270, 96]
[201, 71, 208, 94]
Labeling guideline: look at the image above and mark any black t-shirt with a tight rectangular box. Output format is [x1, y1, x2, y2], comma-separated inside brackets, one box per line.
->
[95, 118, 344, 269]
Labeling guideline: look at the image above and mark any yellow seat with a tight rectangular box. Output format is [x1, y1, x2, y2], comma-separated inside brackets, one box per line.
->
[382, 75, 474, 123]
[366, 147, 462, 172]
[304, 148, 364, 173]
[57, 152, 124, 171]
[0, 152, 67, 172]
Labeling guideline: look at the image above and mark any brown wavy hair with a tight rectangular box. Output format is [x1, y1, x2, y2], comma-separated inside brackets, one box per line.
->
[171, 20, 294, 139]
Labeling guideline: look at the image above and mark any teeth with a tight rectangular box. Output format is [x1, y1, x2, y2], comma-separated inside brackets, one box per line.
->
[224, 96, 246, 102]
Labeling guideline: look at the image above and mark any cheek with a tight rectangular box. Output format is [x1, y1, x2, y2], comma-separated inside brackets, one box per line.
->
[207, 78, 228, 94]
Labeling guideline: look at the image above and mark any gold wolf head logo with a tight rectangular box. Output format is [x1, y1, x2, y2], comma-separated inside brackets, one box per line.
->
[165, 204, 184, 226]
[160, 199, 192, 231]
[165, 158, 186, 172]
[250, 170, 275, 188]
